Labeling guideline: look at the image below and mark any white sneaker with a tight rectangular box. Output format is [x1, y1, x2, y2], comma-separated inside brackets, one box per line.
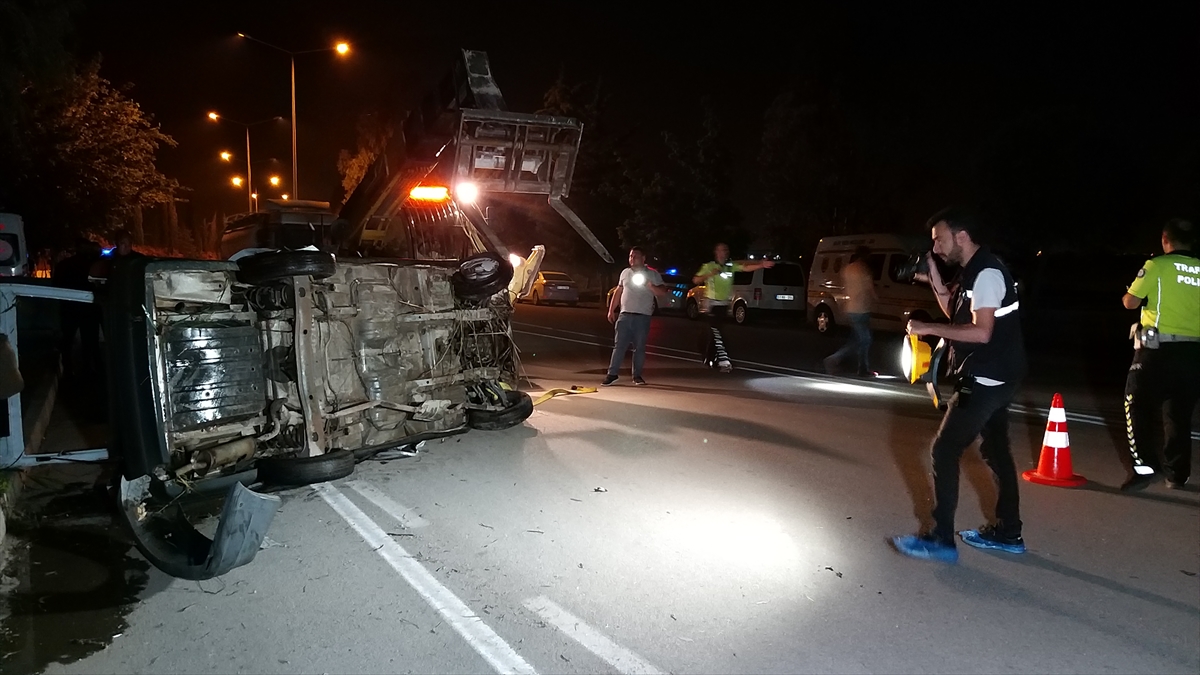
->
[717, 360, 733, 373]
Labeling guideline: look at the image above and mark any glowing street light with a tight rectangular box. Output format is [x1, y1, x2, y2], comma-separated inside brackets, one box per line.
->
[237, 33, 352, 200]
[231, 176, 244, 187]
[269, 175, 281, 187]
[280, 194, 289, 200]
[207, 111, 284, 212]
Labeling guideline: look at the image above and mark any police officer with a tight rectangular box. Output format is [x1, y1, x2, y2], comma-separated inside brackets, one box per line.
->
[692, 243, 773, 372]
[892, 208, 1027, 563]
[1119, 218, 1200, 491]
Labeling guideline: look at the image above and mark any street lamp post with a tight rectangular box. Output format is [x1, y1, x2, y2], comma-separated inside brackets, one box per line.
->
[208, 112, 283, 213]
[237, 33, 350, 201]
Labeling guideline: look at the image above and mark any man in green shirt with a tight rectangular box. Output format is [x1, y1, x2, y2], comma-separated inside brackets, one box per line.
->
[1120, 218, 1200, 491]
[692, 243, 773, 372]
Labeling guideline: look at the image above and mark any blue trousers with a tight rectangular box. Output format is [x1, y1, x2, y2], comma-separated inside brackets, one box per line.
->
[608, 312, 652, 377]
[830, 312, 872, 374]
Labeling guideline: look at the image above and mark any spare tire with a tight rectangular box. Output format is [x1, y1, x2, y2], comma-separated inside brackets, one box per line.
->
[256, 450, 354, 487]
[238, 251, 337, 286]
[467, 390, 534, 431]
[453, 253, 513, 302]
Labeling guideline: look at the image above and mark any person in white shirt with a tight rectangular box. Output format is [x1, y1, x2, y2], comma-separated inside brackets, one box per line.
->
[604, 247, 667, 386]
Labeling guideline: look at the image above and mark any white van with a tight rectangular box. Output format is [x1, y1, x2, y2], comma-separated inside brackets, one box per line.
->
[0, 213, 29, 277]
[806, 233, 942, 333]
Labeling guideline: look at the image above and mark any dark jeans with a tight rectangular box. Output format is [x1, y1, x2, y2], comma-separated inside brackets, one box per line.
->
[829, 312, 872, 374]
[930, 381, 1022, 544]
[608, 312, 653, 377]
[59, 301, 102, 377]
[1124, 343, 1200, 482]
[701, 303, 731, 365]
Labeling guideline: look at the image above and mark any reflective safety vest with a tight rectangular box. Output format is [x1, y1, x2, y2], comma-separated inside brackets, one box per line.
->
[1128, 251, 1200, 339]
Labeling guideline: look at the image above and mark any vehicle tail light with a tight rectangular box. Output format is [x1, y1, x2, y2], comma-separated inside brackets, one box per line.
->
[408, 185, 451, 202]
[753, 288, 761, 301]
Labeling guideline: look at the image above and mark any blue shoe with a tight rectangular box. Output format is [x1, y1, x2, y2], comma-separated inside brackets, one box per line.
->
[890, 534, 958, 564]
[959, 526, 1026, 554]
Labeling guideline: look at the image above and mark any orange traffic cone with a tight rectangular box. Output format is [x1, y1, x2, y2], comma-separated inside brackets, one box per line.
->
[1023, 393, 1087, 487]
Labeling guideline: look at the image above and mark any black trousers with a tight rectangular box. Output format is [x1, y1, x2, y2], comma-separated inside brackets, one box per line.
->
[701, 304, 730, 365]
[1124, 342, 1200, 482]
[930, 381, 1023, 544]
[59, 301, 102, 376]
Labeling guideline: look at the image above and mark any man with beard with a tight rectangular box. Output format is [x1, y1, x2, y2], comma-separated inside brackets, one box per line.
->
[891, 208, 1027, 564]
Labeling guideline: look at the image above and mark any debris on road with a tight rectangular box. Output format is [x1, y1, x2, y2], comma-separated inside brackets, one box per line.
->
[594, 487, 608, 493]
[480, 523, 494, 529]
[824, 566, 844, 578]
[533, 386, 598, 406]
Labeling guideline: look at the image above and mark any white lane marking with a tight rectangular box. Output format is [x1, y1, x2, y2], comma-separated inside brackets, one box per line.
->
[346, 479, 429, 528]
[515, 328, 1198, 438]
[314, 484, 537, 675]
[523, 596, 664, 675]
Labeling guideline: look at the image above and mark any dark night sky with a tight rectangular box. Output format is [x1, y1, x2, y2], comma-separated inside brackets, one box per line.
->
[71, 1, 1199, 245]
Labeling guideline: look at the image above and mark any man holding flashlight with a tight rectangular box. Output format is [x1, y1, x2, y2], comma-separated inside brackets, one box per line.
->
[604, 247, 667, 386]
[892, 208, 1027, 564]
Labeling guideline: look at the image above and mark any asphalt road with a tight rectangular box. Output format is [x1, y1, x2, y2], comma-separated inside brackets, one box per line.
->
[2, 305, 1197, 674]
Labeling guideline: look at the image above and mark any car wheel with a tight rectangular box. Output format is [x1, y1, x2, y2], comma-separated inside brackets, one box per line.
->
[686, 299, 699, 320]
[733, 303, 748, 324]
[467, 390, 534, 431]
[237, 250, 336, 285]
[256, 450, 355, 487]
[815, 306, 834, 333]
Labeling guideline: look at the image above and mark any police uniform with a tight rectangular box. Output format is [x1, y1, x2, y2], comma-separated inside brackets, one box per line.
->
[1123, 249, 1200, 488]
[694, 260, 745, 370]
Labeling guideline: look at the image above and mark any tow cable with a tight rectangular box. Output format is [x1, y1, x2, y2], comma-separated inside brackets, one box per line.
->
[532, 386, 598, 406]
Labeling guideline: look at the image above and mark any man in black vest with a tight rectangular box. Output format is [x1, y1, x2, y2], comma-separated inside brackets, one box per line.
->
[891, 208, 1027, 564]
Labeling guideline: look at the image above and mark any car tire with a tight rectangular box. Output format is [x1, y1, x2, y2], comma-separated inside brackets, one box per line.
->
[237, 251, 336, 285]
[733, 303, 748, 325]
[686, 299, 700, 320]
[815, 306, 834, 333]
[452, 253, 513, 303]
[256, 450, 355, 487]
[467, 390, 534, 431]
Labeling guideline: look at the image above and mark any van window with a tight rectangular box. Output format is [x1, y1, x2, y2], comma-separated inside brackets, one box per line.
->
[820, 257, 830, 273]
[763, 264, 804, 287]
[832, 256, 844, 274]
[733, 271, 754, 285]
[865, 254, 886, 281]
[887, 254, 912, 283]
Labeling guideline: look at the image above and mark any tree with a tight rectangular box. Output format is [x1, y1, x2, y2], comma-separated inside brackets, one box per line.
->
[0, 0, 77, 152]
[537, 70, 630, 268]
[336, 110, 393, 206]
[758, 83, 892, 259]
[2, 58, 179, 247]
[619, 99, 744, 268]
